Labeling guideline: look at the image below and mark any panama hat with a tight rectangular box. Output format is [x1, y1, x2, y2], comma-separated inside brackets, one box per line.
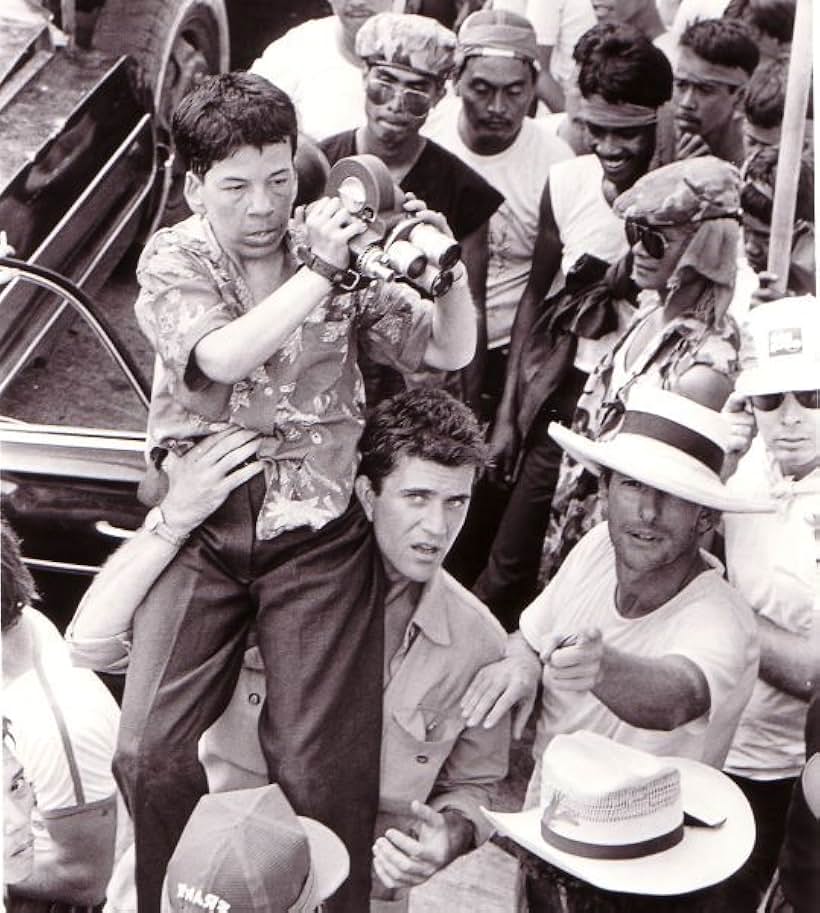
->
[548, 385, 773, 513]
[482, 731, 755, 896]
[162, 784, 349, 913]
[735, 295, 820, 395]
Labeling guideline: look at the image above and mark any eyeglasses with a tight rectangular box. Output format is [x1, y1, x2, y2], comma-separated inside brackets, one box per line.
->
[751, 390, 820, 411]
[365, 75, 434, 118]
[624, 220, 670, 259]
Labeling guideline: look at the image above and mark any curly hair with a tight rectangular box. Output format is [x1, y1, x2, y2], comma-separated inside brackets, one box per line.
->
[576, 24, 673, 109]
[172, 72, 297, 177]
[1, 521, 37, 632]
[358, 389, 486, 493]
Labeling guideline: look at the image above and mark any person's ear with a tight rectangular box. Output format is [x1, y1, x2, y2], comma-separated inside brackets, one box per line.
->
[431, 79, 447, 107]
[354, 475, 376, 522]
[696, 508, 718, 536]
[184, 172, 206, 215]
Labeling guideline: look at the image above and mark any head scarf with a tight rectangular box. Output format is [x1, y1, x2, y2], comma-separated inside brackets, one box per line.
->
[356, 12, 456, 81]
[615, 157, 742, 322]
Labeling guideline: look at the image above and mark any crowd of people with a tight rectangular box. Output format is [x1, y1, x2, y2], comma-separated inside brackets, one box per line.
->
[2, 1, 817, 913]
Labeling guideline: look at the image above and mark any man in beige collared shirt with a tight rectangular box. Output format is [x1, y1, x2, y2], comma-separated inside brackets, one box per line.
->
[67, 389, 511, 912]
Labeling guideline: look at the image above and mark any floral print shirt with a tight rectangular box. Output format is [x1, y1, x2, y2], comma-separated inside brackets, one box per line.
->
[135, 215, 432, 539]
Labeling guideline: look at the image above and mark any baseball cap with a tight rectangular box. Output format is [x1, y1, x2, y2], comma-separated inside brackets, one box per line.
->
[735, 295, 820, 395]
[162, 785, 349, 913]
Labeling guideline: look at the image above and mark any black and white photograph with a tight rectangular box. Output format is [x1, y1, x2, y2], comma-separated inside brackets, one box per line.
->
[1, 1, 817, 912]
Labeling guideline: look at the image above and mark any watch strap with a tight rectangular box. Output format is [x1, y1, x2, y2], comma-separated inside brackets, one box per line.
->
[293, 243, 361, 290]
[143, 507, 190, 549]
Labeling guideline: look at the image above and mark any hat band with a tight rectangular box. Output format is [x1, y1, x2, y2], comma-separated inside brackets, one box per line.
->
[579, 95, 658, 128]
[540, 820, 685, 860]
[620, 411, 724, 475]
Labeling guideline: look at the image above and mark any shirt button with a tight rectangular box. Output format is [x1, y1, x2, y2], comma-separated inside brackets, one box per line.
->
[415, 754, 429, 764]
[249, 693, 261, 706]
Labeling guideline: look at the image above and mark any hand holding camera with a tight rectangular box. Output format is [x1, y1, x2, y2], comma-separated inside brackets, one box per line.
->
[295, 155, 463, 296]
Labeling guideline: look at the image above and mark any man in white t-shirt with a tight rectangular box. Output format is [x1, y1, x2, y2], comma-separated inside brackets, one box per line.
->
[425, 8, 573, 403]
[461, 387, 764, 802]
[250, 1, 398, 141]
[2, 522, 126, 913]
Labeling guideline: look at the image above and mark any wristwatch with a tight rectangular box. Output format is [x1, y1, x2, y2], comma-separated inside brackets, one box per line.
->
[293, 242, 360, 290]
[142, 506, 190, 549]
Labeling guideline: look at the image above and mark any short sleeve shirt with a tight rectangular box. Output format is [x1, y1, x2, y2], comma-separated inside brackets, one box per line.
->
[320, 132, 504, 242]
[135, 215, 433, 539]
[520, 523, 759, 802]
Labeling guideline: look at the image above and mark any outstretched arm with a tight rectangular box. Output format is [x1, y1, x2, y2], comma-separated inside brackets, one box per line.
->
[66, 428, 263, 671]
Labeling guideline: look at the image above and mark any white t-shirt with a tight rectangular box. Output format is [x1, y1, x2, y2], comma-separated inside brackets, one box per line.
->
[250, 17, 365, 142]
[492, 0, 596, 85]
[2, 610, 127, 862]
[548, 154, 632, 371]
[519, 523, 759, 803]
[425, 99, 574, 346]
[724, 443, 820, 780]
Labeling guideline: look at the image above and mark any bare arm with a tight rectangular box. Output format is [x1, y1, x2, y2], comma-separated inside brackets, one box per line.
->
[488, 180, 563, 481]
[457, 221, 490, 412]
[67, 429, 263, 670]
[757, 613, 818, 701]
[194, 197, 366, 384]
[545, 630, 711, 730]
[8, 802, 117, 906]
[535, 45, 565, 113]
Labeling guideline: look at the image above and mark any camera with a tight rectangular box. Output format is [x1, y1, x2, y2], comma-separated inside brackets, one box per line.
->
[325, 154, 461, 297]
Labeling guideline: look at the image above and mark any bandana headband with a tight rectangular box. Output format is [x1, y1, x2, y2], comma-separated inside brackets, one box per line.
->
[675, 48, 747, 89]
[579, 95, 658, 128]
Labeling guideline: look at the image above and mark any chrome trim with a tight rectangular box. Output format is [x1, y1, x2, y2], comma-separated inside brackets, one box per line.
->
[23, 556, 100, 576]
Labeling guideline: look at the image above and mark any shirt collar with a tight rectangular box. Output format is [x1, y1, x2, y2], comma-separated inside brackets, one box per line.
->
[407, 570, 453, 647]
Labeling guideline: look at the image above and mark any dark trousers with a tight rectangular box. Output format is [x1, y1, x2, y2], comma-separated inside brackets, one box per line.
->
[113, 475, 385, 913]
[472, 367, 588, 631]
[707, 775, 798, 913]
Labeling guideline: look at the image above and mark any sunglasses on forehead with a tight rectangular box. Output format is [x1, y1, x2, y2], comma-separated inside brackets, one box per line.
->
[365, 74, 434, 118]
[751, 390, 820, 411]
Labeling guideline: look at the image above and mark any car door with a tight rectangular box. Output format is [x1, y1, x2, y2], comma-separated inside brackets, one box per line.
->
[0, 267, 150, 633]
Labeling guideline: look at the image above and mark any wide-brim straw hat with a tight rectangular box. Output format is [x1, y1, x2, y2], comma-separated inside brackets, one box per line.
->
[483, 757, 755, 896]
[549, 386, 773, 513]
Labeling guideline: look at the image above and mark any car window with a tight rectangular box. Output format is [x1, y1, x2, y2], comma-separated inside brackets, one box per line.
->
[0, 265, 151, 432]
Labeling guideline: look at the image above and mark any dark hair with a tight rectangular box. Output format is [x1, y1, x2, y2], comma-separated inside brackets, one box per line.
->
[576, 24, 673, 108]
[172, 72, 298, 177]
[741, 145, 815, 224]
[724, 0, 796, 45]
[358, 389, 486, 493]
[1, 521, 37, 632]
[744, 60, 813, 128]
[679, 18, 760, 77]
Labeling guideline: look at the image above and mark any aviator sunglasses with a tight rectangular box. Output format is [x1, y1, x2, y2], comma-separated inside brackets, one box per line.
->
[365, 74, 434, 118]
[751, 390, 820, 411]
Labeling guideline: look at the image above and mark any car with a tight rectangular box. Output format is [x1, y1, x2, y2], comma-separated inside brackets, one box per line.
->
[0, 0, 328, 388]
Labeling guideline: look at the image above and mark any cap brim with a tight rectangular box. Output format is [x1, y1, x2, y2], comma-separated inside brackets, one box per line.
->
[298, 817, 350, 902]
[482, 758, 755, 895]
[735, 361, 820, 396]
[548, 424, 774, 513]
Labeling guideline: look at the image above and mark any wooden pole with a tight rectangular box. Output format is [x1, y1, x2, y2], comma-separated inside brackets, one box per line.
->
[766, 0, 813, 295]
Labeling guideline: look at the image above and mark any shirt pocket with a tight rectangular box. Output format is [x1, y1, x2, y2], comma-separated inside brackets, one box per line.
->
[380, 705, 463, 804]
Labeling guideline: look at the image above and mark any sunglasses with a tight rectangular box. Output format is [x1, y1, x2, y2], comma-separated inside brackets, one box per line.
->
[365, 76, 433, 118]
[751, 390, 820, 411]
[624, 220, 670, 259]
